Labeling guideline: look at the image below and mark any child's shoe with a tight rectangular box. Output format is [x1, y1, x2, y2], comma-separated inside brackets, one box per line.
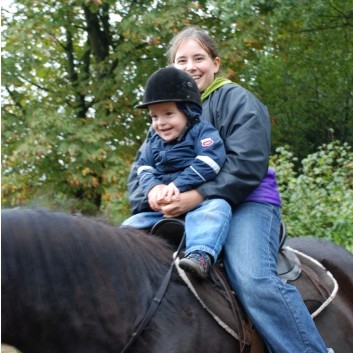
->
[179, 250, 212, 278]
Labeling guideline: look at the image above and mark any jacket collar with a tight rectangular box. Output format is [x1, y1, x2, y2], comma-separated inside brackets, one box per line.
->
[201, 77, 233, 101]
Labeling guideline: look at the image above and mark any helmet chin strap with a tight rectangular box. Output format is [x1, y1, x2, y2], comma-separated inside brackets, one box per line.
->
[176, 123, 193, 143]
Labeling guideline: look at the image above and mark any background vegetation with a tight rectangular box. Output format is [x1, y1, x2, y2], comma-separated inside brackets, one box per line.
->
[271, 141, 352, 249]
[2, 0, 352, 248]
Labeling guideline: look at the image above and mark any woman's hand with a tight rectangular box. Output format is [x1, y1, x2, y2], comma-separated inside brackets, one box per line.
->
[160, 189, 204, 218]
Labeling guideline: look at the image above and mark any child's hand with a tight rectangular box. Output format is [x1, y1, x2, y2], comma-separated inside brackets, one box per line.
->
[147, 184, 166, 211]
[157, 182, 180, 203]
[148, 183, 180, 211]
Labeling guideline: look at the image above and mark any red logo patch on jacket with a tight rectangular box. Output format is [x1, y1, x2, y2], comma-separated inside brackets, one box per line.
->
[201, 137, 214, 147]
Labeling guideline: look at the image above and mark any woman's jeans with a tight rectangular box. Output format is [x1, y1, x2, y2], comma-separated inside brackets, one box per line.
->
[223, 201, 328, 353]
[122, 198, 231, 262]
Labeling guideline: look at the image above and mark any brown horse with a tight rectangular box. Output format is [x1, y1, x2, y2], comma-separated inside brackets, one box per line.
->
[2, 208, 353, 353]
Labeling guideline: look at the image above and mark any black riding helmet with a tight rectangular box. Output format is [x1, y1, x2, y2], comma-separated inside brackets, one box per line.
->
[136, 66, 202, 109]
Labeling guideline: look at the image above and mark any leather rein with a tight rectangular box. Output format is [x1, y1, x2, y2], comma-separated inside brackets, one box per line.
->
[120, 233, 186, 353]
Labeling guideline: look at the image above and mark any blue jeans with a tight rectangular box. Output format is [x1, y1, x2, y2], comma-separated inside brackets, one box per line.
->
[122, 198, 231, 262]
[223, 201, 328, 353]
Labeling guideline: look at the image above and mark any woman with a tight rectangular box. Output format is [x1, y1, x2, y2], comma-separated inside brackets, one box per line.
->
[127, 26, 332, 353]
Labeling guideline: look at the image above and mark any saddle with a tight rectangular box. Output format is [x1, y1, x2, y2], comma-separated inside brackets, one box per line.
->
[150, 218, 301, 282]
[151, 218, 338, 352]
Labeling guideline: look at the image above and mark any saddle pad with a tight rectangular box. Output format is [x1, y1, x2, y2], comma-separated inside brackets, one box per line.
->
[176, 247, 338, 339]
[175, 257, 252, 343]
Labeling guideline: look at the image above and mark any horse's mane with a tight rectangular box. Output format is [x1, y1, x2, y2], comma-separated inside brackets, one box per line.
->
[2, 207, 173, 272]
[2, 208, 175, 347]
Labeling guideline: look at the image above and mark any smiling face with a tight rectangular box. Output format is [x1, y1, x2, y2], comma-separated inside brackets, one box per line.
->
[149, 102, 188, 142]
[173, 39, 220, 93]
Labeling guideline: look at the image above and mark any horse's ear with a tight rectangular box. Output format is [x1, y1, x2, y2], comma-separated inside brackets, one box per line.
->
[150, 218, 185, 249]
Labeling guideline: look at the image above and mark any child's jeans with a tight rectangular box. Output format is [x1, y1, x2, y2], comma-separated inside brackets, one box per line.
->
[122, 198, 231, 262]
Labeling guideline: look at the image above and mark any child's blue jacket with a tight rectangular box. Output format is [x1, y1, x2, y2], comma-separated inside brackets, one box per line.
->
[137, 121, 226, 197]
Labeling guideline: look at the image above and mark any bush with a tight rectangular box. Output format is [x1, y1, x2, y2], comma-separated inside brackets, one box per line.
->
[271, 141, 353, 251]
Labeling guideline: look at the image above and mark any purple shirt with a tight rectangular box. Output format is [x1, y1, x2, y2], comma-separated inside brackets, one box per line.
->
[245, 168, 281, 206]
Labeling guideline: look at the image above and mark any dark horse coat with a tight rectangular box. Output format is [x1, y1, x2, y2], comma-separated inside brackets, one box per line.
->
[2, 208, 353, 353]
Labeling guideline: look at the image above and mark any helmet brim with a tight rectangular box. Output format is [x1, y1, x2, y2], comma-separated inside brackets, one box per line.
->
[135, 98, 201, 110]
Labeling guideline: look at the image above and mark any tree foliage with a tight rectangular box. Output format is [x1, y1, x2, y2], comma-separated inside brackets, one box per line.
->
[2, 0, 353, 229]
[271, 141, 353, 250]
[2, 0, 189, 214]
[253, 1, 353, 158]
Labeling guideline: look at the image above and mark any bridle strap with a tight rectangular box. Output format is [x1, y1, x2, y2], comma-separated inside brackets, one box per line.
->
[120, 233, 186, 353]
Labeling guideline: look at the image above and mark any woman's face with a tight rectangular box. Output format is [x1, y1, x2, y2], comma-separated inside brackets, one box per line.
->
[173, 39, 220, 92]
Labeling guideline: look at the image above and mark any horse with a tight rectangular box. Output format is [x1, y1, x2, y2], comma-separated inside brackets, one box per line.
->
[2, 208, 353, 353]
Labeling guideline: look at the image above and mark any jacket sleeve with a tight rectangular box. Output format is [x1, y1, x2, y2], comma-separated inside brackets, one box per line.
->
[197, 84, 271, 207]
[172, 123, 226, 192]
[127, 129, 153, 214]
[136, 139, 163, 197]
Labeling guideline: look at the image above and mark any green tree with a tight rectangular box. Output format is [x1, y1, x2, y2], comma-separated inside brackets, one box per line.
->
[250, 1, 353, 158]
[271, 141, 353, 250]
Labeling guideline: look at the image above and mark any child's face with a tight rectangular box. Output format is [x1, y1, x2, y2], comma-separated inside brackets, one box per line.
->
[149, 102, 188, 142]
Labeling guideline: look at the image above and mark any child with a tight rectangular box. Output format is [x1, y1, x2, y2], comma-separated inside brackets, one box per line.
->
[122, 67, 231, 278]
